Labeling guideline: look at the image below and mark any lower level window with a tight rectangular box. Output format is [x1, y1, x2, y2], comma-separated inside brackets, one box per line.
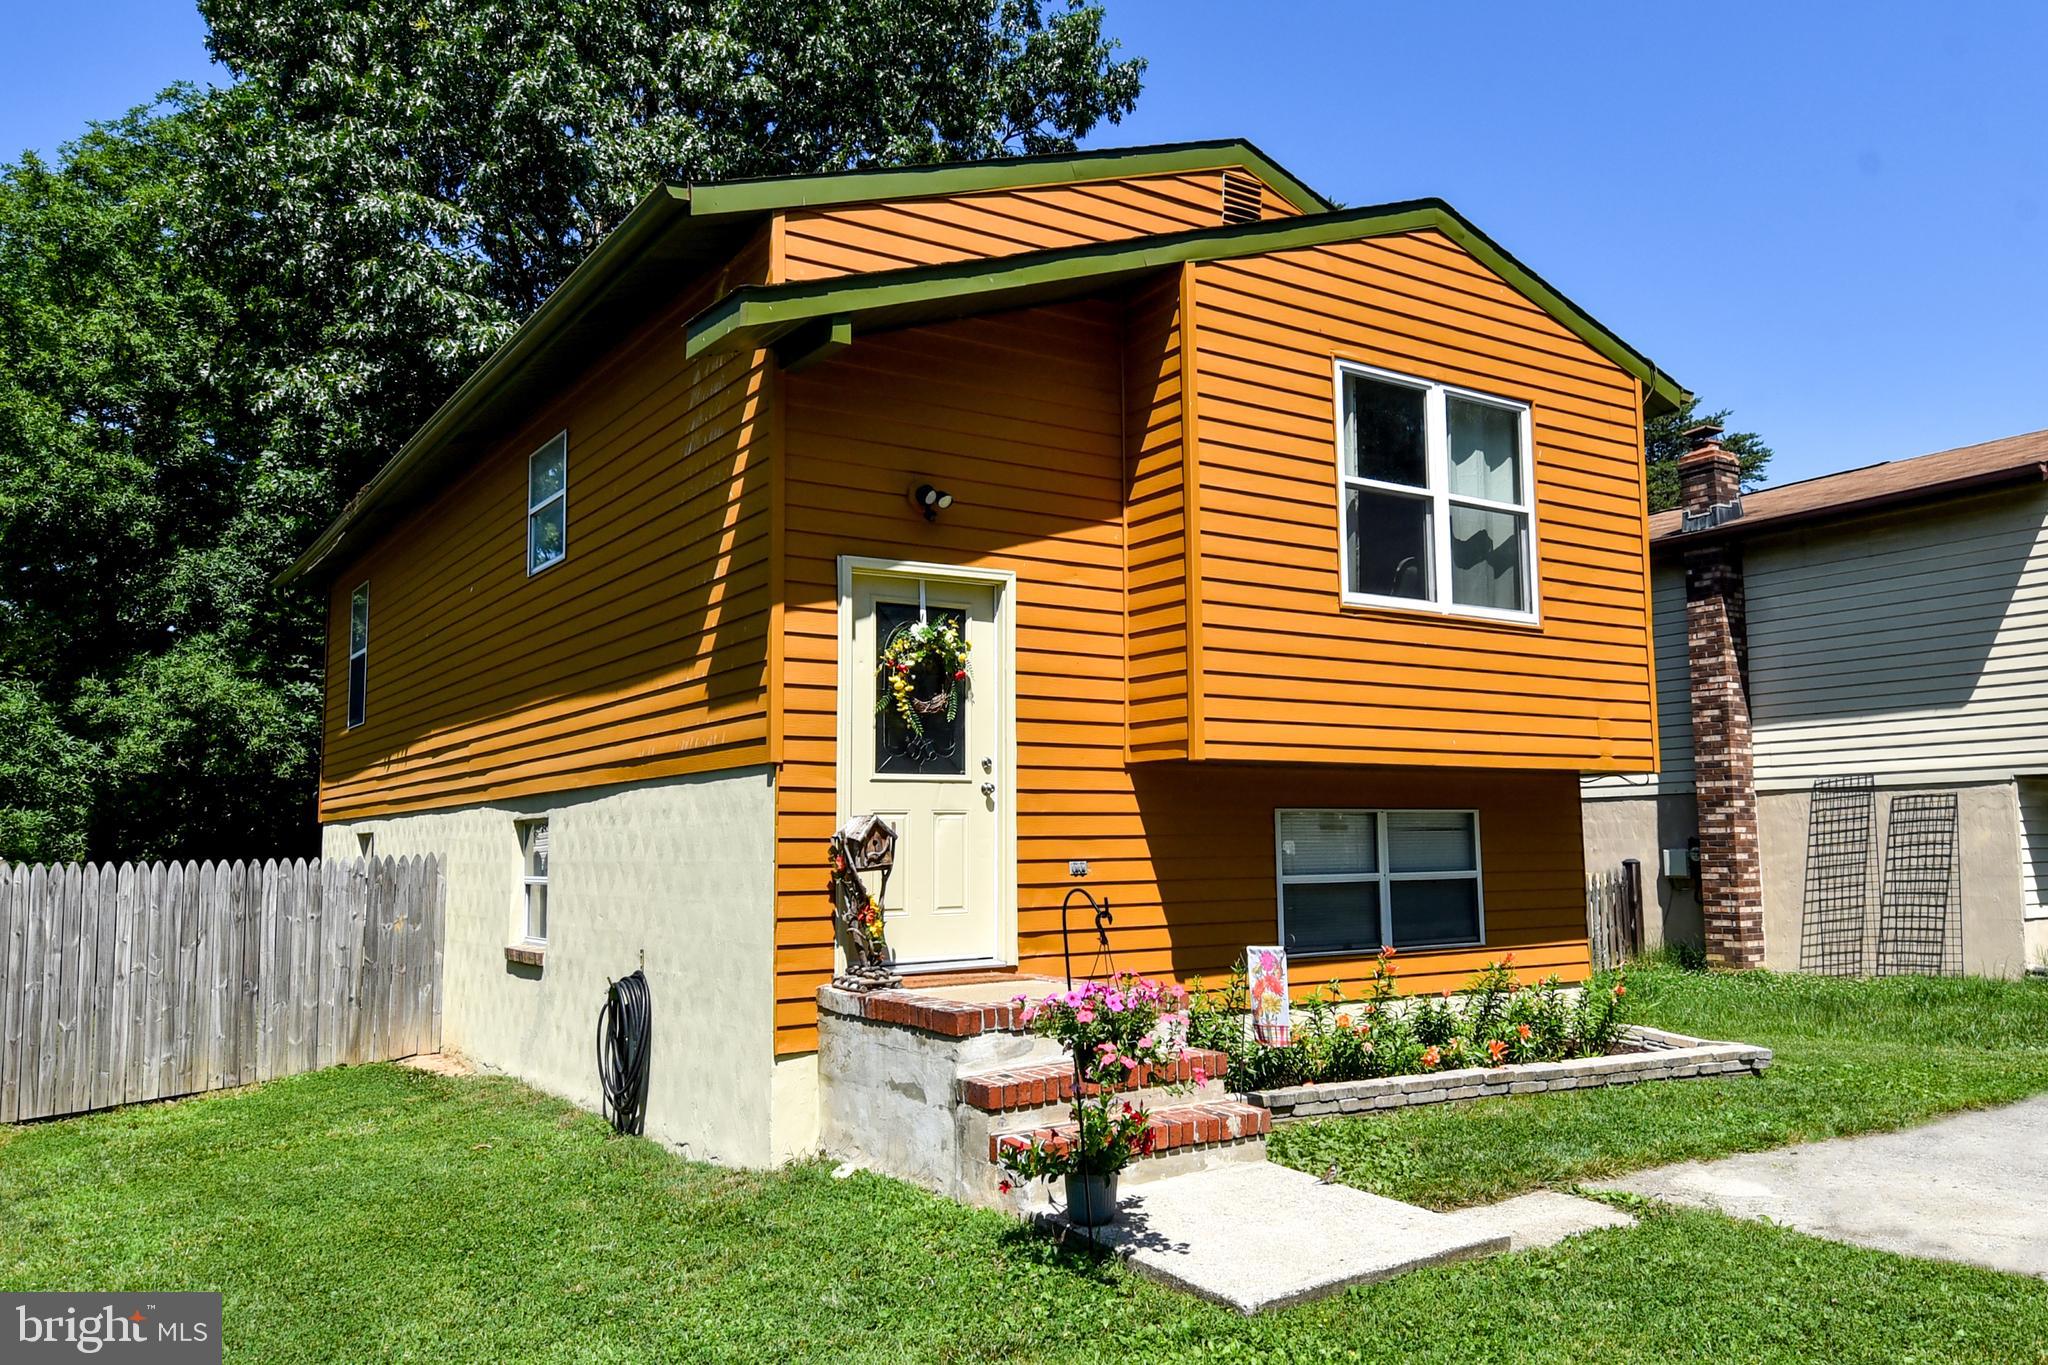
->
[1276, 808, 1483, 953]
[519, 818, 550, 944]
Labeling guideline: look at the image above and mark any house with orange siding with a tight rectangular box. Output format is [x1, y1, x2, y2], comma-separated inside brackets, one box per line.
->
[282, 140, 1684, 1167]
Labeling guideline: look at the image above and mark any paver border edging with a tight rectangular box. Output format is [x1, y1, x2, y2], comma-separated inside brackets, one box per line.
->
[1241, 1026, 1772, 1120]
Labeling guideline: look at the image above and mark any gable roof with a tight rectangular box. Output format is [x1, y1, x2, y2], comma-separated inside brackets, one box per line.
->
[281, 140, 1325, 585]
[281, 139, 1678, 585]
[684, 197, 1690, 417]
[1651, 427, 2048, 549]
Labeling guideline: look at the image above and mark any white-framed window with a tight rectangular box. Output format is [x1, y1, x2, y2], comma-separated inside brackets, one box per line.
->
[527, 432, 568, 575]
[347, 582, 370, 728]
[1275, 808, 1485, 955]
[518, 818, 550, 944]
[1333, 360, 1537, 622]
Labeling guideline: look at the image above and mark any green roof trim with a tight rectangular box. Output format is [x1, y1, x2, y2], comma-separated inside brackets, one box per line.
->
[686, 199, 1688, 416]
[280, 138, 1330, 585]
[679, 138, 1332, 218]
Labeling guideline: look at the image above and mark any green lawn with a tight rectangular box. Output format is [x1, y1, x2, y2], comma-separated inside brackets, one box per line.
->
[3, 1047, 2047, 1362]
[1269, 962, 2048, 1208]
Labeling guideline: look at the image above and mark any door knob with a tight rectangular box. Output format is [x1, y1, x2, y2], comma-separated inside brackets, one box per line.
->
[980, 781, 996, 798]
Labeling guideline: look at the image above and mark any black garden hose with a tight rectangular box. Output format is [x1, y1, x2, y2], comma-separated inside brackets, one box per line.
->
[597, 969, 652, 1136]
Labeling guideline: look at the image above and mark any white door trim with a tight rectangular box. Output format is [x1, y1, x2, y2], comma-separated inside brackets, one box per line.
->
[836, 556, 1018, 969]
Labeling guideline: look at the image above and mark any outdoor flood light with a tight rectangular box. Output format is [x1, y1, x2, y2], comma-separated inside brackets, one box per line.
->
[911, 483, 953, 521]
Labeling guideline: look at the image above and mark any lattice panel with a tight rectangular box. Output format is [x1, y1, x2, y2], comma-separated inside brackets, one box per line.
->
[1876, 792, 1962, 977]
[1799, 775, 1876, 976]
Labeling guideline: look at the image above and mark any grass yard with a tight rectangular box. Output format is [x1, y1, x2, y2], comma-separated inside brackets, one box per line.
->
[2, 1061, 2047, 1363]
[1269, 961, 2048, 1208]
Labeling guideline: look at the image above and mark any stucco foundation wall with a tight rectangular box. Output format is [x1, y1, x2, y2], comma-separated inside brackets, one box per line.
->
[1579, 792, 1702, 953]
[321, 767, 781, 1165]
[1758, 781, 2028, 979]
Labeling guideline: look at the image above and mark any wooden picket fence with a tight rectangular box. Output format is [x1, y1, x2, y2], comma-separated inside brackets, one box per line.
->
[0, 856, 443, 1124]
[1585, 859, 1644, 972]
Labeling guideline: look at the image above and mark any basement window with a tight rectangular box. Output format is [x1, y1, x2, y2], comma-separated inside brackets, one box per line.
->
[347, 582, 369, 728]
[527, 432, 568, 575]
[519, 818, 550, 945]
[1276, 809, 1485, 954]
[1335, 361, 1537, 622]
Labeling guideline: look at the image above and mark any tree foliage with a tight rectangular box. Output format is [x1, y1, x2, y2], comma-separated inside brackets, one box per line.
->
[0, 0, 1142, 861]
[1645, 396, 1775, 514]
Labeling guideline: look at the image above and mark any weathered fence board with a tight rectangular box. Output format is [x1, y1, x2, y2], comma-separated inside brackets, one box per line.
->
[0, 856, 442, 1123]
[1586, 859, 1645, 973]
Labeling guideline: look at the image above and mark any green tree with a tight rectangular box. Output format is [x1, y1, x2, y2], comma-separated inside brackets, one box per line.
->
[1645, 397, 1775, 514]
[0, 1, 1144, 862]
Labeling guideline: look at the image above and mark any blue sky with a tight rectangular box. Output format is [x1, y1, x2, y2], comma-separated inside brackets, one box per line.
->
[5, 2, 2044, 486]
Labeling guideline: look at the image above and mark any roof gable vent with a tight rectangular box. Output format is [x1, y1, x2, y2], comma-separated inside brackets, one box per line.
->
[1219, 170, 1264, 225]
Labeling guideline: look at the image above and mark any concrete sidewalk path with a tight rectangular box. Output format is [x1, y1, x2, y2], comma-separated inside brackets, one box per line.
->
[1044, 1163, 1510, 1314]
[1592, 1095, 2048, 1279]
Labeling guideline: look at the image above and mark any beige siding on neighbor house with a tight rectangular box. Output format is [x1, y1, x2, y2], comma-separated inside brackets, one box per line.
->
[1743, 486, 2048, 790]
[1584, 562, 1691, 796]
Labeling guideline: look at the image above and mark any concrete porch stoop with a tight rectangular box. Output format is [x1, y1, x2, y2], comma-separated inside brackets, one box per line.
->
[817, 977, 1265, 1208]
[815, 977, 1602, 1313]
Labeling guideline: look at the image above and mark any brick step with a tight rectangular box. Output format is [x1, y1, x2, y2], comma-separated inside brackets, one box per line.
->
[988, 1099, 1269, 1166]
[958, 1048, 1230, 1114]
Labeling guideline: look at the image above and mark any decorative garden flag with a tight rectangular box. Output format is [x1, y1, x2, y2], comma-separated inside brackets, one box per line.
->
[1247, 945, 1290, 1044]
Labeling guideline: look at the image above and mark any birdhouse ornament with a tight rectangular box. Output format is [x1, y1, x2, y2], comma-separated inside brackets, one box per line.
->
[828, 814, 901, 990]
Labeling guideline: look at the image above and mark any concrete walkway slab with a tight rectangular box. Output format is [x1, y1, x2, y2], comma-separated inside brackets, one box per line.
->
[1039, 1163, 1507, 1314]
[1442, 1191, 1635, 1251]
[1592, 1095, 2048, 1279]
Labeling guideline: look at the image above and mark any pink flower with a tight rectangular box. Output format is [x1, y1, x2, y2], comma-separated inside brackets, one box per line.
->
[1121, 1056, 1139, 1072]
[1190, 1066, 1208, 1085]
[1074, 1007, 1095, 1024]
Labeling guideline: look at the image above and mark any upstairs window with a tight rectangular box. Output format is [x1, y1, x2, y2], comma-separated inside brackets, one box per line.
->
[1336, 362, 1536, 621]
[528, 432, 568, 575]
[1276, 808, 1485, 954]
[519, 818, 550, 944]
[347, 583, 369, 728]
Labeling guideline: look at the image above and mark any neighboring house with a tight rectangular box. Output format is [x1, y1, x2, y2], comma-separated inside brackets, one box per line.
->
[1584, 427, 2048, 977]
[282, 139, 1681, 1166]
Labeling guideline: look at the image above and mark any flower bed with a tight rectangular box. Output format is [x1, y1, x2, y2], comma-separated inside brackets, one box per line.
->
[1188, 949, 1631, 1093]
[1187, 950, 1771, 1119]
[1244, 1024, 1772, 1120]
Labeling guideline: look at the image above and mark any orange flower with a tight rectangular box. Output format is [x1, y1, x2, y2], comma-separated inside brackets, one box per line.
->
[1501, 952, 1515, 966]
[1516, 1023, 1532, 1041]
[1613, 984, 1627, 998]
[1420, 1046, 1441, 1069]
[1486, 1039, 1508, 1065]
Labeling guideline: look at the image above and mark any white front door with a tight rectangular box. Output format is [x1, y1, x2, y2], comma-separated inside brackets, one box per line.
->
[846, 570, 1002, 967]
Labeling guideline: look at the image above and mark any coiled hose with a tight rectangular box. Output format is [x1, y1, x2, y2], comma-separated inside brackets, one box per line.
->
[597, 969, 652, 1136]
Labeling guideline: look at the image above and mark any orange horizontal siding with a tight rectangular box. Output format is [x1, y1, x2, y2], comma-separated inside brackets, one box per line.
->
[1183, 230, 1656, 773]
[780, 166, 1302, 281]
[770, 301, 1597, 1054]
[319, 256, 778, 821]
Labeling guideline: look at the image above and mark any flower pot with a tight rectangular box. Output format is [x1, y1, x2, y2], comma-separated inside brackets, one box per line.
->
[1064, 1169, 1120, 1226]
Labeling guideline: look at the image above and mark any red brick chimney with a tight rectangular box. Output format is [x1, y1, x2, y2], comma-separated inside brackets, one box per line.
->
[1679, 424, 1764, 968]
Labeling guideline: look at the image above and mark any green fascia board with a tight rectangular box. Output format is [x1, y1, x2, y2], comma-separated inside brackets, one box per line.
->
[679, 138, 1331, 219]
[279, 140, 1329, 585]
[279, 185, 694, 585]
[686, 199, 1688, 416]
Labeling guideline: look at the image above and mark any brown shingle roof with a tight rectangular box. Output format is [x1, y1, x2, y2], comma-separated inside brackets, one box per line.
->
[1651, 427, 2048, 548]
